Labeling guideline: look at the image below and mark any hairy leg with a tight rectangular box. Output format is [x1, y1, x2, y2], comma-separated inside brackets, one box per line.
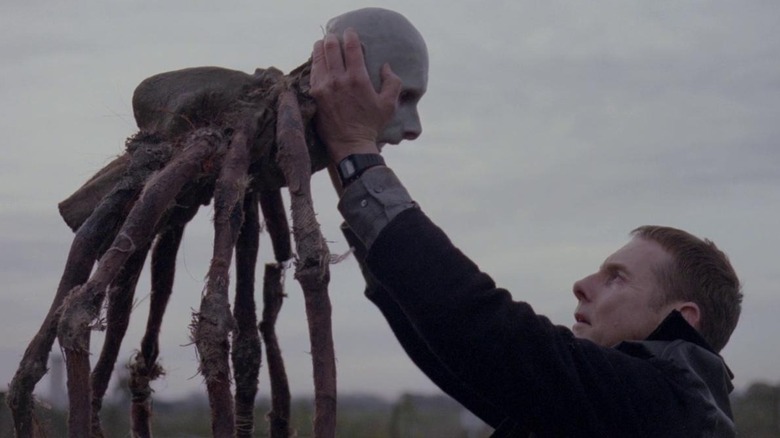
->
[276, 89, 336, 438]
[259, 189, 293, 437]
[56, 129, 223, 437]
[128, 201, 200, 437]
[259, 189, 292, 263]
[230, 192, 263, 437]
[90, 241, 150, 438]
[260, 263, 291, 437]
[193, 123, 254, 437]
[7, 136, 171, 437]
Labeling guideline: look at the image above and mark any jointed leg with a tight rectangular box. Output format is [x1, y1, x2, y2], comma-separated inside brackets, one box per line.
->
[276, 89, 336, 438]
[259, 189, 293, 437]
[259, 189, 292, 263]
[260, 263, 291, 437]
[90, 242, 150, 438]
[127, 201, 200, 437]
[7, 135, 171, 437]
[232, 192, 262, 437]
[56, 129, 223, 437]
[193, 124, 254, 437]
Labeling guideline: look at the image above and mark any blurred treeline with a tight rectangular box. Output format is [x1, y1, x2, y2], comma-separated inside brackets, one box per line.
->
[1, 382, 778, 437]
[0, 392, 491, 437]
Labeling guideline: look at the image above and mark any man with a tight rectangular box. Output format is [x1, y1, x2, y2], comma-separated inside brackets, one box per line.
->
[310, 29, 742, 437]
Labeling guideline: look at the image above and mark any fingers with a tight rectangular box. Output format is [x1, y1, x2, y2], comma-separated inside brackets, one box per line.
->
[322, 33, 345, 74]
[310, 39, 326, 89]
[312, 29, 370, 79]
[311, 33, 347, 94]
[311, 34, 345, 90]
[342, 28, 370, 82]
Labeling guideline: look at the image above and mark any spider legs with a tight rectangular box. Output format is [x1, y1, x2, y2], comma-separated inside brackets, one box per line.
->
[7, 135, 172, 437]
[230, 192, 262, 437]
[193, 124, 254, 437]
[55, 129, 223, 437]
[259, 189, 294, 437]
[126, 201, 199, 438]
[276, 89, 336, 438]
[89, 241, 150, 438]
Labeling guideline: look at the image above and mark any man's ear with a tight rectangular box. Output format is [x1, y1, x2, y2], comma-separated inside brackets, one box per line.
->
[676, 302, 701, 330]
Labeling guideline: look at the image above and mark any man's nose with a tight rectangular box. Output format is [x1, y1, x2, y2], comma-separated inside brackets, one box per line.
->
[572, 276, 591, 302]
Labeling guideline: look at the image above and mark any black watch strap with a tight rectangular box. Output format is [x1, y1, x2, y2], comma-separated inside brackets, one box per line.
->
[337, 153, 385, 185]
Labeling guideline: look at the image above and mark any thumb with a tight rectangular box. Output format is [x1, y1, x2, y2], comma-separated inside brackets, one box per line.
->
[378, 63, 403, 110]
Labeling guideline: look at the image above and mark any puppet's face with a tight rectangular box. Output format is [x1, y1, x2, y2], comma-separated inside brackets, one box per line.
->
[327, 8, 429, 147]
[366, 40, 428, 146]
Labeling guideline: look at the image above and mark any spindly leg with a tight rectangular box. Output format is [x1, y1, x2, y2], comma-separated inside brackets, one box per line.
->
[56, 129, 223, 437]
[128, 200, 198, 438]
[259, 189, 293, 437]
[276, 89, 336, 438]
[231, 192, 262, 438]
[260, 263, 291, 437]
[7, 136, 171, 437]
[193, 123, 254, 437]
[89, 241, 151, 438]
[259, 189, 292, 263]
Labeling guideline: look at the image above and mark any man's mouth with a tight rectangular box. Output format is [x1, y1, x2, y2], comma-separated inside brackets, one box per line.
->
[574, 313, 590, 325]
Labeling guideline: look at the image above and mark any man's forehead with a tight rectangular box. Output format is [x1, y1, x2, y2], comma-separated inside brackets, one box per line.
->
[602, 238, 671, 271]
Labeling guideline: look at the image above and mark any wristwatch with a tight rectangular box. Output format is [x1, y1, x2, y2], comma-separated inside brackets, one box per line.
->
[337, 153, 385, 186]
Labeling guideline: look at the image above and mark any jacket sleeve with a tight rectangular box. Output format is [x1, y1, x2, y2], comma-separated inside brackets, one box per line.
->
[365, 208, 711, 437]
[341, 223, 509, 429]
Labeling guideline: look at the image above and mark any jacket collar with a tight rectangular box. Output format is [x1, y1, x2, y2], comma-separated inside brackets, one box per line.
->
[646, 310, 712, 352]
[645, 310, 734, 380]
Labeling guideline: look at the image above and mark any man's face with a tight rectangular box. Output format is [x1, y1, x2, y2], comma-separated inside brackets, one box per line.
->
[571, 237, 677, 347]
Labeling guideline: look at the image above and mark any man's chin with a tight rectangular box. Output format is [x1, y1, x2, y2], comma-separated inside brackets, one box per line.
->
[572, 322, 591, 338]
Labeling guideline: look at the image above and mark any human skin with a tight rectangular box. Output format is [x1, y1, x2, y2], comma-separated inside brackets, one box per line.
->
[572, 237, 701, 347]
[310, 29, 403, 163]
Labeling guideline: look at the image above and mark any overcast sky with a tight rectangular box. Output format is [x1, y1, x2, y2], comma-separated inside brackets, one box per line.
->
[1, 0, 778, 406]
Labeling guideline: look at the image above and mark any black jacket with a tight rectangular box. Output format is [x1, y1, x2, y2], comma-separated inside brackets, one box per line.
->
[343, 208, 735, 437]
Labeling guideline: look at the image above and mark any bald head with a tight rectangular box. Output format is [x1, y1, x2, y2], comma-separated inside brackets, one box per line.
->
[326, 8, 429, 145]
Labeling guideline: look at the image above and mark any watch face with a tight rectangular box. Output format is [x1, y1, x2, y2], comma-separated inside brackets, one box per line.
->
[340, 159, 357, 178]
[338, 154, 384, 184]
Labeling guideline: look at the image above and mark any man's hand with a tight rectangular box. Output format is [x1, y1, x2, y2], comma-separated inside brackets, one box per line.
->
[310, 29, 403, 164]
